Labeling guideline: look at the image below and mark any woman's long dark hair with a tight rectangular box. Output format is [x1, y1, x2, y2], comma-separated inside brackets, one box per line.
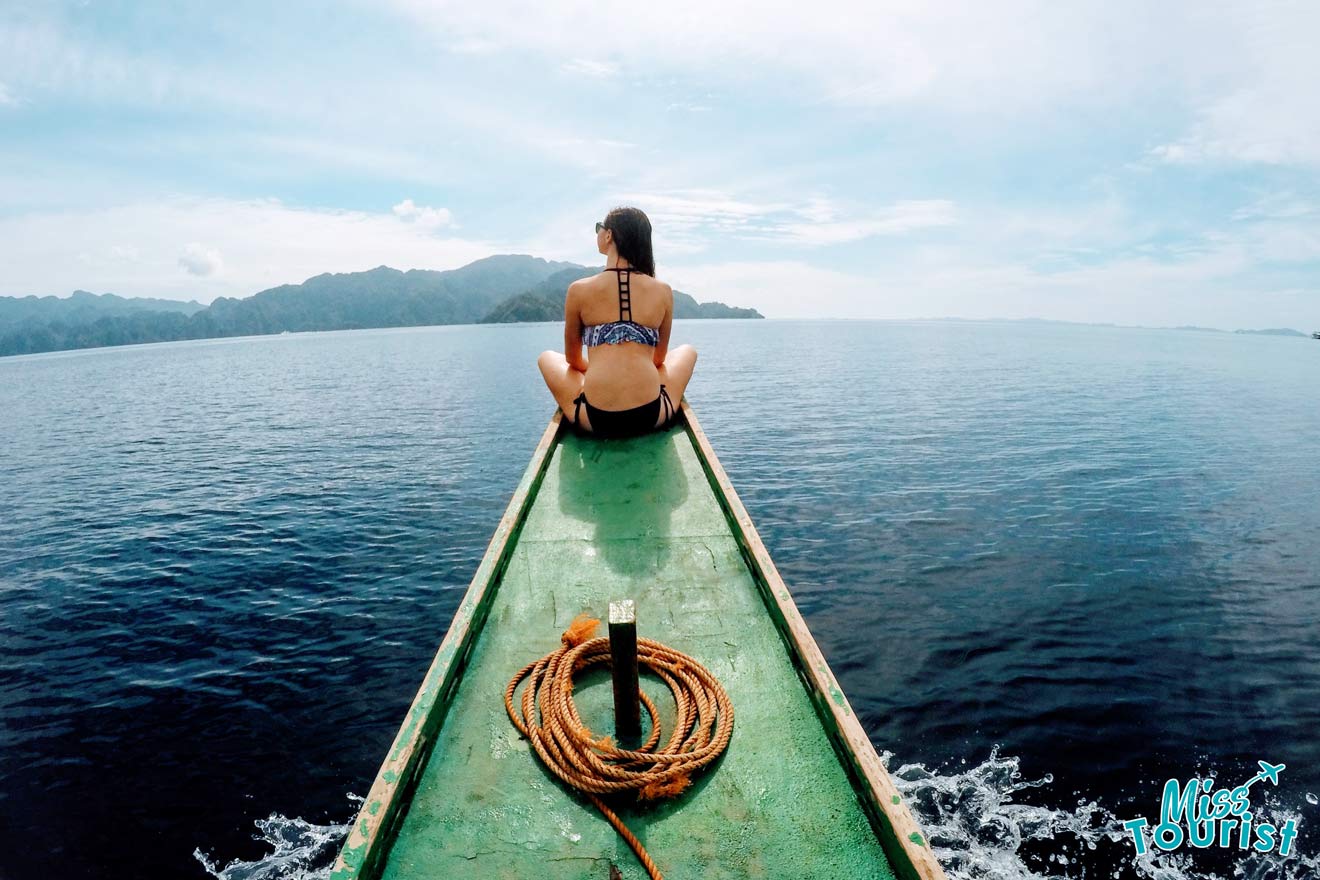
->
[604, 206, 656, 277]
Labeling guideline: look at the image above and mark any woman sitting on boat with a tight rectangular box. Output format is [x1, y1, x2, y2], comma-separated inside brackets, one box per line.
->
[537, 206, 698, 439]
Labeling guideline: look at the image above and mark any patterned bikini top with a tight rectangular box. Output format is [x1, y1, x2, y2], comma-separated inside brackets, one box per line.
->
[580, 267, 661, 347]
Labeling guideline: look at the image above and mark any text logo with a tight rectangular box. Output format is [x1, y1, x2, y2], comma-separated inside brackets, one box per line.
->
[1123, 760, 1298, 856]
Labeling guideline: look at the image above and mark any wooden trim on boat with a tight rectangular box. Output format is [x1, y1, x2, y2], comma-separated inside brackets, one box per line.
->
[330, 411, 566, 880]
[681, 400, 948, 880]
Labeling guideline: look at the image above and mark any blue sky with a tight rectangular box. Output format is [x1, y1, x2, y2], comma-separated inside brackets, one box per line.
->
[1, 0, 1318, 328]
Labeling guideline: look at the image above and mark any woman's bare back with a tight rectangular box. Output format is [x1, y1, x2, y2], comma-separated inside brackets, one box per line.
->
[577, 269, 670, 330]
[564, 268, 666, 410]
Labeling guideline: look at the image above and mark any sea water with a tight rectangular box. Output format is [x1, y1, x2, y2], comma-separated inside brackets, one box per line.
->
[2, 320, 1317, 879]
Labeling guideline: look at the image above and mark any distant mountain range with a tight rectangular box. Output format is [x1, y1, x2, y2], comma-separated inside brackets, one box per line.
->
[0, 255, 764, 357]
[1231, 328, 1310, 337]
[923, 317, 1314, 337]
[1170, 324, 1307, 337]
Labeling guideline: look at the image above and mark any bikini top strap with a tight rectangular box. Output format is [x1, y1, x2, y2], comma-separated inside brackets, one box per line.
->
[617, 267, 631, 323]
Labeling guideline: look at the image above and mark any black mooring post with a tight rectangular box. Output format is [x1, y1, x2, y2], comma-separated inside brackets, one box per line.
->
[608, 599, 641, 744]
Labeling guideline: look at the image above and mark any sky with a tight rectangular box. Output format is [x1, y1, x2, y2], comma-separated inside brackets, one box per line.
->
[1, 0, 1318, 328]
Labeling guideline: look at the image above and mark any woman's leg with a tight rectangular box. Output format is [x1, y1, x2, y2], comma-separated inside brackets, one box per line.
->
[654, 344, 697, 427]
[537, 350, 587, 427]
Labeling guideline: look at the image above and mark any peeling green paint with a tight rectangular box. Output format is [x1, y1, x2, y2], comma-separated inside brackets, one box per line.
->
[816, 664, 850, 712]
[333, 843, 363, 878]
[908, 832, 925, 847]
[824, 677, 852, 715]
[892, 795, 901, 805]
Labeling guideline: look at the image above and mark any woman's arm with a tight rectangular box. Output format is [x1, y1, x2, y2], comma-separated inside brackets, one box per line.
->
[564, 283, 589, 373]
[652, 284, 673, 368]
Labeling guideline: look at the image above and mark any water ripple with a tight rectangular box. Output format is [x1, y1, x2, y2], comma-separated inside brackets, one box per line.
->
[3, 321, 1319, 879]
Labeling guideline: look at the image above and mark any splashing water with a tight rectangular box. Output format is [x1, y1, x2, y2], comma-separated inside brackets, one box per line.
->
[194, 794, 361, 880]
[198, 751, 1318, 880]
[879, 746, 1317, 880]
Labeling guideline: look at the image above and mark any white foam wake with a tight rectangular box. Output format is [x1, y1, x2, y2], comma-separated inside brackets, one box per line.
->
[882, 745, 1317, 880]
[196, 754, 1317, 880]
[194, 794, 361, 880]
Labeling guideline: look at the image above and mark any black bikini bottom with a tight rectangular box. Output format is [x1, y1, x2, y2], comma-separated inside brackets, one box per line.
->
[572, 384, 676, 439]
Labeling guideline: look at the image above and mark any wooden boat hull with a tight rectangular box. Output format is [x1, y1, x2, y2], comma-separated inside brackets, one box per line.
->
[332, 401, 947, 880]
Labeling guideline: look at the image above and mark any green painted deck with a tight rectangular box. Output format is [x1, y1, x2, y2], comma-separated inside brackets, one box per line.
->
[376, 424, 900, 879]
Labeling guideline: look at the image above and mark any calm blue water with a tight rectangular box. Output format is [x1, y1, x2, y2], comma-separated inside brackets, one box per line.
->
[2, 321, 1318, 880]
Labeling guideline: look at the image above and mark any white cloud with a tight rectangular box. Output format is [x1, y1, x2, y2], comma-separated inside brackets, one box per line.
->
[0, 196, 498, 301]
[1146, 3, 1320, 167]
[1231, 192, 1316, 222]
[1148, 143, 1190, 164]
[178, 243, 224, 277]
[75, 244, 142, 271]
[5, 189, 1313, 330]
[668, 243, 1259, 324]
[562, 58, 618, 78]
[516, 190, 961, 274]
[240, 135, 464, 186]
[0, 17, 212, 110]
[446, 36, 501, 54]
[391, 198, 455, 229]
[381, 0, 1255, 117]
[761, 200, 957, 245]
[664, 193, 1320, 328]
[667, 260, 875, 317]
[1152, 90, 1320, 167]
[374, 1, 1320, 175]
[0, 81, 20, 107]
[0, 14, 629, 183]
[602, 189, 955, 251]
[665, 101, 711, 112]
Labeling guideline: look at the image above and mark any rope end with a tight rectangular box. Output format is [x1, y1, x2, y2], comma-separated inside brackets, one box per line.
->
[638, 772, 692, 801]
[562, 613, 600, 648]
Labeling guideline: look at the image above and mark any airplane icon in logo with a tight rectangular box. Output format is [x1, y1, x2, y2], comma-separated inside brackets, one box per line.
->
[1241, 760, 1286, 790]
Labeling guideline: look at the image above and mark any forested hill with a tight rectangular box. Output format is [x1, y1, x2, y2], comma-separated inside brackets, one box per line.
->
[0, 255, 763, 357]
[0, 290, 205, 324]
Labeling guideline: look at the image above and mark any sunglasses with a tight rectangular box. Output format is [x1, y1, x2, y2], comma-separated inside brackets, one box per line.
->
[595, 221, 608, 233]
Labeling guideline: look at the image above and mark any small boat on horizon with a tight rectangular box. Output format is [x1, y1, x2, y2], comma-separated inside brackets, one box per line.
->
[1312, 331, 1320, 340]
[332, 401, 946, 880]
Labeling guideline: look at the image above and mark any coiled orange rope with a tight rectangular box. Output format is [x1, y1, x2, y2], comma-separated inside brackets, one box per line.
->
[504, 614, 735, 880]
